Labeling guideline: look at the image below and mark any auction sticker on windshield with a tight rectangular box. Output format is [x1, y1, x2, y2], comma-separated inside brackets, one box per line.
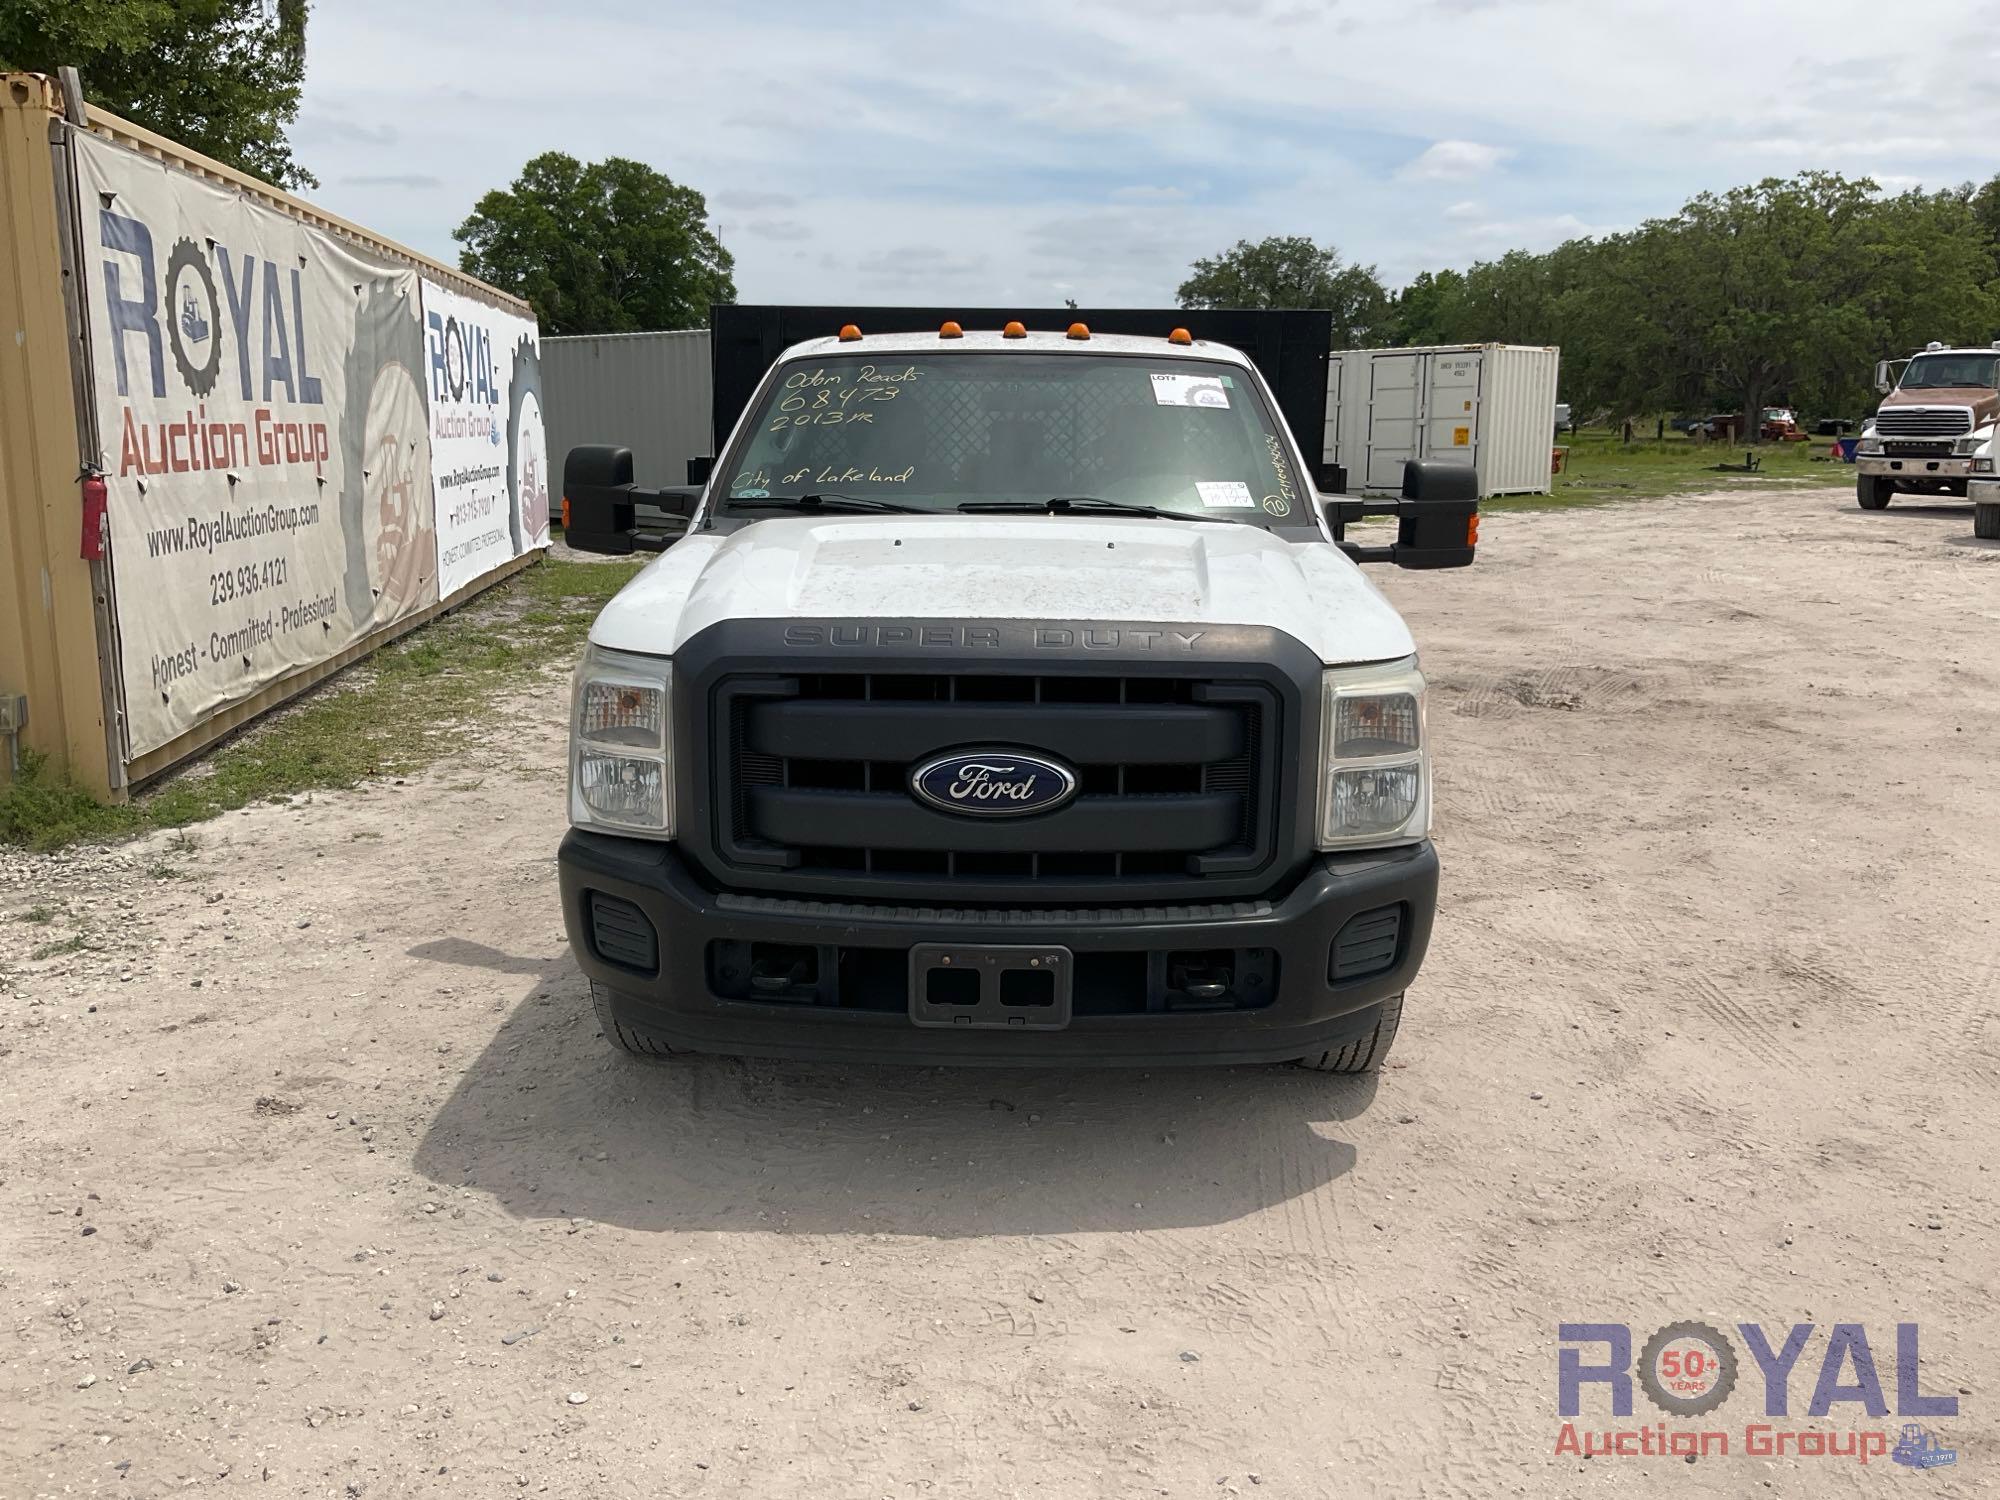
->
[1196, 480, 1255, 508]
[1150, 371, 1231, 408]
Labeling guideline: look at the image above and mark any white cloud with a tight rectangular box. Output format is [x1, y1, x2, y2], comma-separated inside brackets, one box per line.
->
[714, 190, 799, 212]
[1109, 184, 1196, 203]
[1400, 140, 1514, 181]
[1026, 84, 1190, 133]
[743, 219, 813, 242]
[291, 0, 2000, 306]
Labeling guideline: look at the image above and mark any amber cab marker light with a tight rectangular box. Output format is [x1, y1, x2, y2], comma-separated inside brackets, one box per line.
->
[1067, 322, 1091, 340]
[838, 323, 863, 342]
[561, 496, 571, 529]
[1002, 320, 1027, 339]
[939, 320, 963, 338]
[1168, 327, 1193, 345]
[1468, 515, 1481, 546]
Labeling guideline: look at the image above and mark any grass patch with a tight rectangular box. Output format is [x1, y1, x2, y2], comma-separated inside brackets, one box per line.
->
[30, 934, 89, 960]
[16, 904, 56, 924]
[0, 556, 643, 851]
[1491, 428, 1849, 510]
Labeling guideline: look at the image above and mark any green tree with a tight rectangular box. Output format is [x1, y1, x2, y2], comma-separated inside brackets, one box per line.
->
[1665, 173, 1996, 436]
[1387, 268, 1468, 346]
[1967, 173, 2000, 283]
[456, 153, 735, 335]
[1386, 171, 2000, 435]
[1178, 235, 1392, 345]
[0, 0, 314, 189]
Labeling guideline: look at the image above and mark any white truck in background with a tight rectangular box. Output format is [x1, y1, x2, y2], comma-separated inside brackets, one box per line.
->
[1856, 342, 2000, 537]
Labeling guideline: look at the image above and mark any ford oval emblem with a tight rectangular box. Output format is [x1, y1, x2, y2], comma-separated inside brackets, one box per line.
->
[909, 748, 1079, 818]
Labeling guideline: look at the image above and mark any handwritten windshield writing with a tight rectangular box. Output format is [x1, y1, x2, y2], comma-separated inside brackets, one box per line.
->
[779, 464, 916, 486]
[1263, 433, 1297, 516]
[770, 382, 902, 432]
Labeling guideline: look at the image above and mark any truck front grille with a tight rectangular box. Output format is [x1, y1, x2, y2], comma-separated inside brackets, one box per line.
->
[708, 670, 1286, 902]
[1874, 407, 1973, 438]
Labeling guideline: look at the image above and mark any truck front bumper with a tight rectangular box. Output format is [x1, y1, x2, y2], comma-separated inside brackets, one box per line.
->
[559, 832, 1438, 1067]
[1856, 454, 1976, 481]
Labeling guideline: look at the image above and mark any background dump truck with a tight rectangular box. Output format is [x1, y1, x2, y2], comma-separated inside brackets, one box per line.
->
[1855, 342, 1999, 525]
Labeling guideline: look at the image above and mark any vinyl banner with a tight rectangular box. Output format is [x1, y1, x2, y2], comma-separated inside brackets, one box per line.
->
[420, 279, 549, 598]
[76, 131, 438, 757]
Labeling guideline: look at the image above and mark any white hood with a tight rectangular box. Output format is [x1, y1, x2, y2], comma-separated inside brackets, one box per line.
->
[588, 515, 1415, 666]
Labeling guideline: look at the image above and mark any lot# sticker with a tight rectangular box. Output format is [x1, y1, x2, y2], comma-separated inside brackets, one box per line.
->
[1196, 480, 1256, 508]
[1150, 371, 1231, 408]
[76, 130, 439, 758]
[421, 280, 549, 598]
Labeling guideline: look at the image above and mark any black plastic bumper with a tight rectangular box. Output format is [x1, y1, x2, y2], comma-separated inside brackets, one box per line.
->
[559, 833, 1438, 1067]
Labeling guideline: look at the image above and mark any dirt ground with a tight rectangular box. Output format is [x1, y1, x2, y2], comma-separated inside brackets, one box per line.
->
[3, 485, 1996, 1499]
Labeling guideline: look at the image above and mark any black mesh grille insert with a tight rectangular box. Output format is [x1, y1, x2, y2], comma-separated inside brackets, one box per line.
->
[588, 892, 659, 975]
[1330, 903, 1403, 983]
[713, 670, 1279, 899]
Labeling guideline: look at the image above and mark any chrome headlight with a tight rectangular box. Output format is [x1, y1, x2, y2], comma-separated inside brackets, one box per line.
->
[1317, 657, 1429, 849]
[569, 644, 674, 837]
[1953, 431, 1990, 456]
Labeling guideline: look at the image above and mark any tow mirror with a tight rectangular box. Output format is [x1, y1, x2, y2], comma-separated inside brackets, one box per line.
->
[687, 455, 714, 485]
[1314, 460, 1347, 493]
[561, 444, 696, 555]
[1319, 459, 1479, 570]
[1874, 360, 1892, 395]
[1393, 461, 1478, 569]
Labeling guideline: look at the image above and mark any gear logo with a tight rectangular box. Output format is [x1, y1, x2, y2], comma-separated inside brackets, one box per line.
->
[442, 315, 469, 401]
[1637, 1321, 1739, 1417]
[164, 238, 221, 397]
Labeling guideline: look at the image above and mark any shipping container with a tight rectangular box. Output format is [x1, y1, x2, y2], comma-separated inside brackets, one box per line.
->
[543, 330, 714, 490]
[1324, 344, 1560, 495]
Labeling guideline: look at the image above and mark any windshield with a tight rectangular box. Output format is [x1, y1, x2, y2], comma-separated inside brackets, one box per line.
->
[712, 353, 1313, 528]
[1898, 354, 2000, 390]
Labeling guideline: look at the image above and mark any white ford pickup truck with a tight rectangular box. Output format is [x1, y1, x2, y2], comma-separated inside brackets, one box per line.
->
[555, 321, 1478, 1072]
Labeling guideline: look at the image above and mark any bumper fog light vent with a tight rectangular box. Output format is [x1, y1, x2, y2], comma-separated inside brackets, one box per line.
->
[589, 892, 659, 975]
[1330, 904, 1403, 983]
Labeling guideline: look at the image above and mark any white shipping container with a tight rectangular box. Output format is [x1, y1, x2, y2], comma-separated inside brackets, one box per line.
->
[1323, 343, 1561, 495]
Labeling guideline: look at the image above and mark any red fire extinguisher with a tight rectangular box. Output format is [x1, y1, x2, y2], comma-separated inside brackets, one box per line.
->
[79, 467, 108, 561]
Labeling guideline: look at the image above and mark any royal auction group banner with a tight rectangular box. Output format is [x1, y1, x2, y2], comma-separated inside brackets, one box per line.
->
[420, 278, 549, 598]
[74, 131, 545, 759]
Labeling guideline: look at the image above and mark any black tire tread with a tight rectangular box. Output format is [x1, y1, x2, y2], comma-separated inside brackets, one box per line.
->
[1976, 502, 2000, 541]
[1856, 474, 1893, 510]
[1294, 993, 1403, 1073]
[590, 980, 683, 1058]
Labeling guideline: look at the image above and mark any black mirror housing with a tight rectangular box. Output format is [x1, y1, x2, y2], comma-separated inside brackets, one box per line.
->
[687, 455, 714, 485]
[1394, 460, 1478, 569]
[1321, 459, 1479, 570]
[562, 444, 696, 555]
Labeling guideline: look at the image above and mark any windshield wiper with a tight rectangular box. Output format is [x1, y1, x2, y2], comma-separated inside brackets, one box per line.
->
[728, 492, 928, 515]
[956, 496, 1238, 524]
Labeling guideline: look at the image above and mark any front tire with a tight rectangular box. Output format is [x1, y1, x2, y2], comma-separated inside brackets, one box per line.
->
[590, 980, 684, 1059]
[1976, 502, 2000, 541]
[1294, 994, 1403, 1073]
[1857, 474, 1895, 510]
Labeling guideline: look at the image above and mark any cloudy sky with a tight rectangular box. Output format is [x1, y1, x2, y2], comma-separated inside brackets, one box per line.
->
[294, 0, 2000, 308]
